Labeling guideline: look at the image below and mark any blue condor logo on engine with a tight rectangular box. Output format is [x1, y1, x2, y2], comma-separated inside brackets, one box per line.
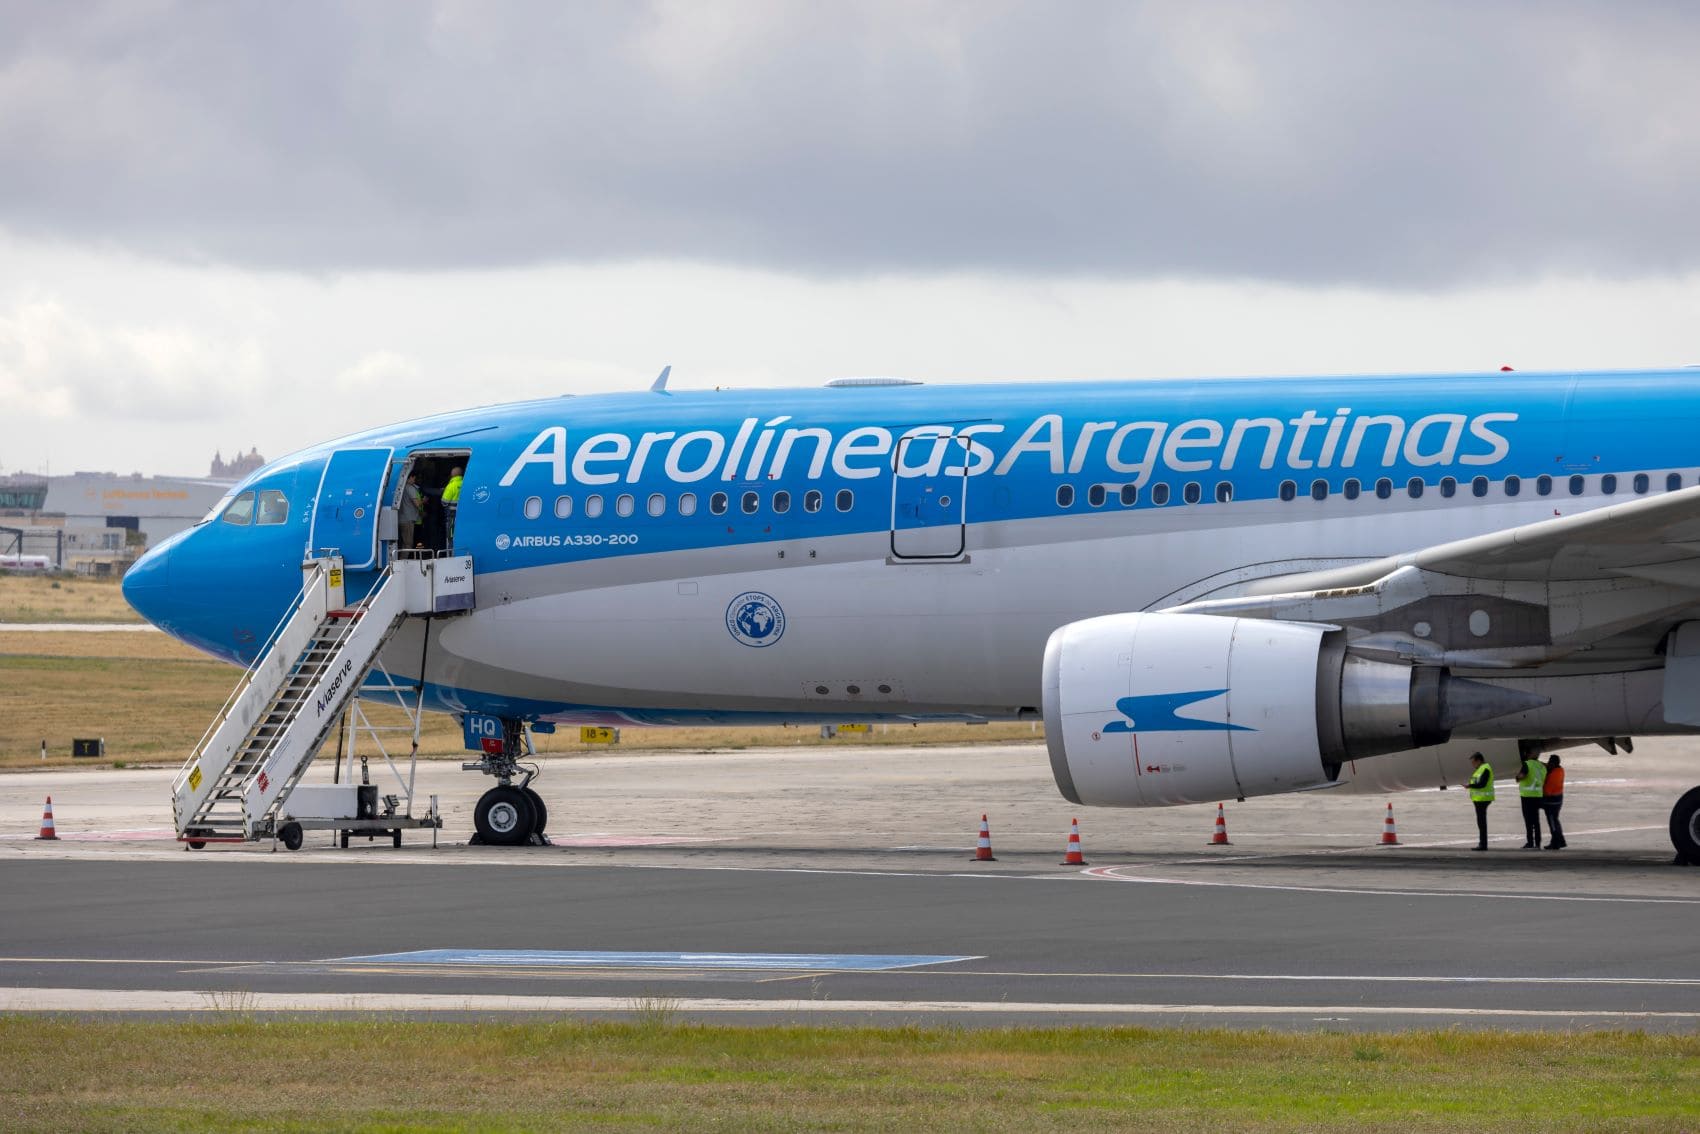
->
[1103, 690, 1253, 734]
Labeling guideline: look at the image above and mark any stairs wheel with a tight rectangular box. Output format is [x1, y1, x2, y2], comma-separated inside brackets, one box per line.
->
[279, 822, 304, 852]
[392, 829, 402, 848]
[474, 786, 536, 847]
[522, 788, 549, 836]
[186, 840, 207, 851]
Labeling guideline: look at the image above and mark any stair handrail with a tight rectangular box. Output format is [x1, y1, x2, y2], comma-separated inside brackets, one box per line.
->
[170, 563, 325, 797]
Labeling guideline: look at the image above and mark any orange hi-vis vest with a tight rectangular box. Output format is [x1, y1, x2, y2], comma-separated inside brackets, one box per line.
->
[1544, 766, 1565, 797]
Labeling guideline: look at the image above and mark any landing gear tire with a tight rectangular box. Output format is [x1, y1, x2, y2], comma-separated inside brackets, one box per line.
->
[279, 822, 304, 851]
[1671, 785, 1700, 865]
[475, 785, 536, 846]
[522, 788, 548, 836]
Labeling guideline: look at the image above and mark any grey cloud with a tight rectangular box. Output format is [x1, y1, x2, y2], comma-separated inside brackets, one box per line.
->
[1, 1, 1697, 286]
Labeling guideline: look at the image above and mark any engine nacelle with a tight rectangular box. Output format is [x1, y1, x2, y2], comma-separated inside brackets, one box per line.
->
[1042, 612, 1545, 807]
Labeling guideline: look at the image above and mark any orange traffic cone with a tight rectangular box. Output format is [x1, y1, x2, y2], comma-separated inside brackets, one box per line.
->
[1208, 803, 1232, 845]
[1380, 801, 1400, 846]
[970, 813, 996, 861]
[1061, 817, 1088, 865]
[35, 796, 58, 841]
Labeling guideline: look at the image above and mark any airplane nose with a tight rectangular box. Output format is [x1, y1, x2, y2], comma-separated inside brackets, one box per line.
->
[121, 540, 172, 623]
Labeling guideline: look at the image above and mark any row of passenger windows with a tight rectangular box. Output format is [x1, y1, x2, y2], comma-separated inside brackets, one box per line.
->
[1053, 471, 1688, 509]
[522, 488, 857, 521]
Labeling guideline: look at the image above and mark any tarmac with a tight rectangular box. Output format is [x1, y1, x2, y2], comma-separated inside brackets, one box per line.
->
[2, 737, 1697, 1029]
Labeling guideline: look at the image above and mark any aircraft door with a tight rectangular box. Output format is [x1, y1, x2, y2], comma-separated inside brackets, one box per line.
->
[309, 447, 394, 569]
[890, 432, 969, 560]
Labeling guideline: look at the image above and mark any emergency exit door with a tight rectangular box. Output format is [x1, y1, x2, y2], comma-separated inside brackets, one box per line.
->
[309, 448, 393, 569]
[889, 433, 970, 560]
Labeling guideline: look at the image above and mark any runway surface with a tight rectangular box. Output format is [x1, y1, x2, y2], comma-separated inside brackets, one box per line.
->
[3, 742, 1698, 1029]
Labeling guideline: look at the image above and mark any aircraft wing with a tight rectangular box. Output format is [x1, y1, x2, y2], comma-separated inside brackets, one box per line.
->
[1169, 484, 1700, 672]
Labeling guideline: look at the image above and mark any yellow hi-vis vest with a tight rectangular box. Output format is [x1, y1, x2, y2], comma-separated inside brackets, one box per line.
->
[441, 475, 463, 504]
[1468, 762, 1495, 803]
[1518, 758, 1546, 797]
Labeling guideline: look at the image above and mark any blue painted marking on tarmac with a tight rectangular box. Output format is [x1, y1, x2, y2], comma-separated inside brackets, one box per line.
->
[327, 949, 981, 971]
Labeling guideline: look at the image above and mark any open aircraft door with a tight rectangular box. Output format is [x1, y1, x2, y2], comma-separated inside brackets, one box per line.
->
[309, 447, 393, 569]
[890, 432, 970, 560]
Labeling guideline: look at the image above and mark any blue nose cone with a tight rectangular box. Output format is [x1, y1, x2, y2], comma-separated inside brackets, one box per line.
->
[121, 539, 173, 625]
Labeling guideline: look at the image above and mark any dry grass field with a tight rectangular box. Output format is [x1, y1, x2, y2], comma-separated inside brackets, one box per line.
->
[0, 573, 140, 623]
[0, 626, 1040, 768]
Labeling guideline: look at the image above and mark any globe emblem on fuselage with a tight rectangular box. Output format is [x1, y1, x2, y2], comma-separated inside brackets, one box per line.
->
[726, 591, 786, 647]
[494, 533, 511, 551]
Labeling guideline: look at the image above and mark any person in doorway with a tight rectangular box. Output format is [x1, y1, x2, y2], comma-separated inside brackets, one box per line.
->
[399, 473, 424, 552]
[1516, 750, 1547, 848]
[441, 466, 464, 550]
[1466, 752, 1494, 851]
[1542, 753, 1567, 849]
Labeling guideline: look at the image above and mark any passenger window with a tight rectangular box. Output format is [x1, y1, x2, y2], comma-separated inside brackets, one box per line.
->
[1183, 482, 1201, 505]
[1215, 481, 1233, 503]
[678, 493, 697, 516]
[1120, 484, 1138, 506]
[1343, 479, 1361, 500]
[1440, 477, 1457, 498]
[740, 491, 759, 515]
[584, 494, 605, 518]
[1535, 475, 1552, 497]
[615, 494, 635, 517]
[1568, 475, 1585, 496]
[1056, 485, 1075, 508]
[221, 491, 255, 526]
[1407, 478, 1424, 499]
[1471, 476, 1489, 498]
[773, 490, 791, 514]
[523, 496, 542, 520]
[1279, 480, 1297, 502]
[1601, 474, 1617, 495]
[1150, 483, 1170, 506]
[1667, 473, 1683, 492]
[256, 489, 289, 525]
[835, 489, 853, 512]
[554, 495, 573, 519]
[804, 490, 823, 513]
[1087, 484, 1106, 507]
[1310, 479, 1327, 501]
[1375, 478, 1393, 500]
[710, 492, 728, 515]
[1634, 473, 1649, 494]
[1503, 476, 1519, 498]
[647, 493, 666, 517]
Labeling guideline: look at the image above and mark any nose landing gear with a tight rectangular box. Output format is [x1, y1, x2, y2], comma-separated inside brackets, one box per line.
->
[465, 718, 552, 847]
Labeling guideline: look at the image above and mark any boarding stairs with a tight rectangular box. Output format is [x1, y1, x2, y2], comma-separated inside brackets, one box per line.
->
[171, 554, 471, 843]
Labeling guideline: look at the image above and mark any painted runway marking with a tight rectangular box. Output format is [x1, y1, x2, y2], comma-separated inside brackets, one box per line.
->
[543, 834, 734, 847]
[1083, 867, 1700, 904]
[4, 987, 1698, 1020]
[0, 828, 177, 842]
[325, 949, 983, 971]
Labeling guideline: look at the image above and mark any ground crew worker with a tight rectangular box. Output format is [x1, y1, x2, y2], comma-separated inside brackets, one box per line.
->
[1542, 753, 1567, 849]
[1516, 750, 1547, 848]
[1466, 752, 1494, 851]
[441, 466, 464, 550]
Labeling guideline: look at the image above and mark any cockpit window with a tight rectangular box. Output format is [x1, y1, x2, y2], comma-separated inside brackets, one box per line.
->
[220, 491, 255, 526]
[200, 490, 238, 526]
[256, 489, 289, 525]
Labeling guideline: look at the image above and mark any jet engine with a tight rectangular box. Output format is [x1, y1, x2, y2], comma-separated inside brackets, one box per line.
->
[1042, 612, 1547, 807]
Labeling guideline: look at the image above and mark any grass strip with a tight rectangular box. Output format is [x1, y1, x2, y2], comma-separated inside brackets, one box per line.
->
[0, 1018, 1695, 1132]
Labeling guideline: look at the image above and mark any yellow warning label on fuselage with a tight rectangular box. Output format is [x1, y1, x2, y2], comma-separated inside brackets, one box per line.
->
[188, 764, 203, 792]
[837, 723, 870, 733]
[580, 726, 618, 744]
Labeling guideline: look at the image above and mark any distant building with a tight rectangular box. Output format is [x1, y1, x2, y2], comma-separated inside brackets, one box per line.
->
[1, 470, 236, 574]
[210, 447, 266, 479]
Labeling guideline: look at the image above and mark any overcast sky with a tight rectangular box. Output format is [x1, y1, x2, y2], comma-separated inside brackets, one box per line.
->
[3, 1, 1698, 477]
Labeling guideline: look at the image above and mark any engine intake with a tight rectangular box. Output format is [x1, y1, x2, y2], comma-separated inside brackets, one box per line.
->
[1042, 612, 1547, 807]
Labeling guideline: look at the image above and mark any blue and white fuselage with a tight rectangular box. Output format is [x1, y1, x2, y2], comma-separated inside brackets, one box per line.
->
[123, 369, 1700, 854]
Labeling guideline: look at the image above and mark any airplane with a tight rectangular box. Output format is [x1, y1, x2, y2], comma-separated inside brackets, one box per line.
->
[121, 367, 1700, 863]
